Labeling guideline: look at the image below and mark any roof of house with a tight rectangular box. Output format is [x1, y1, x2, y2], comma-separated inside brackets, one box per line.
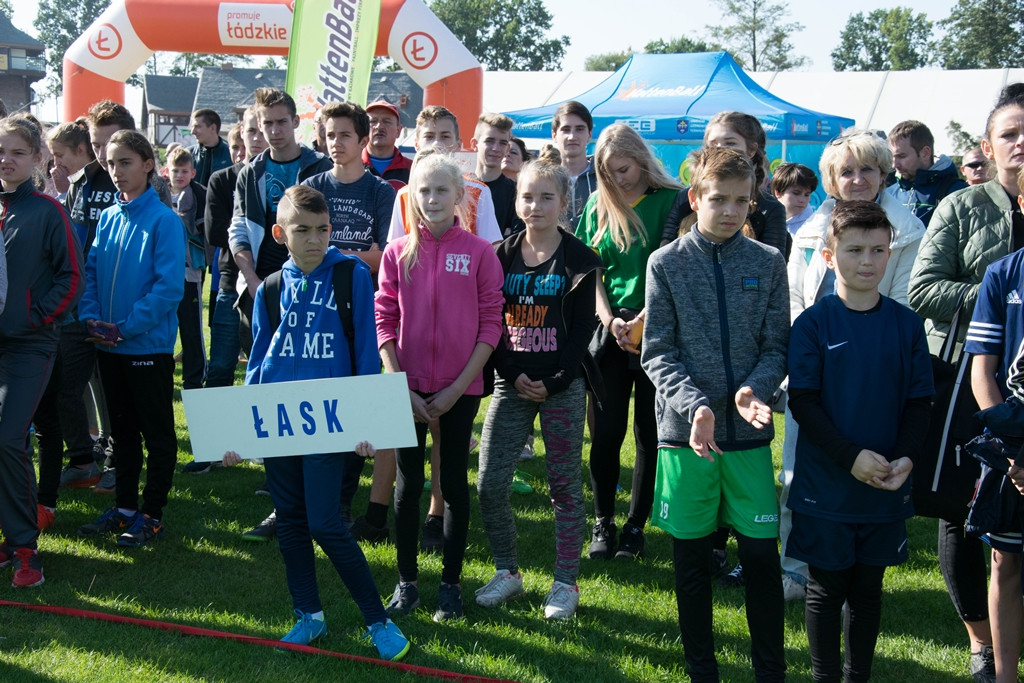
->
[195, 66, 287, 125]
[194, 66, 424, 128]
[0, 14, 44, 51]
[143, 74, 199, 115]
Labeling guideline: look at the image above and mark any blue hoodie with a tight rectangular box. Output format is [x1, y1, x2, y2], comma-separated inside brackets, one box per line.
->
[78, 185, 185, 355]
[246, 247, 378, 386]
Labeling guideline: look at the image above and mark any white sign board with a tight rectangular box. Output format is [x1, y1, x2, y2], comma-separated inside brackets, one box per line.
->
[182, 373, 417, 462]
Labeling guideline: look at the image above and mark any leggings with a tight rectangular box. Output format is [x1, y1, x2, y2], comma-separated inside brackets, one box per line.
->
[394, 392, 478, 585]
[673, 533, 786, 682]
[938, 518, 989, 623]
[806, 563, 887, 683]
[589, 341, 657, 527]
[478, 377, 587, 585]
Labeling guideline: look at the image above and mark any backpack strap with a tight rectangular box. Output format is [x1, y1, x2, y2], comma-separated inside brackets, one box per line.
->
[332, 259, 357, 375]
[263, 270, 283, 332]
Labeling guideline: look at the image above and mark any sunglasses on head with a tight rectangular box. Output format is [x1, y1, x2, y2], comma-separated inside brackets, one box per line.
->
[963, 161, 986, 170]
[828, 130, 884, 146]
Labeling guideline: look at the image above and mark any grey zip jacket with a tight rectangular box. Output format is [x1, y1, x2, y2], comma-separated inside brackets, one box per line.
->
[642, 227, 790, 450]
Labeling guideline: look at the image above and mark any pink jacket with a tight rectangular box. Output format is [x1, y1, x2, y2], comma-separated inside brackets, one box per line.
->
[375, 220, 504, 395]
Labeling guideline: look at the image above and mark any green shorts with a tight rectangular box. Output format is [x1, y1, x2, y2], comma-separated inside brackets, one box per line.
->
[651, 445, 779, 540]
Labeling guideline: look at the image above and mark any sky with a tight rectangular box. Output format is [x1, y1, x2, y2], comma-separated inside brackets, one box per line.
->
[10, 0, 961, 119]
[11, 0, 960, 73]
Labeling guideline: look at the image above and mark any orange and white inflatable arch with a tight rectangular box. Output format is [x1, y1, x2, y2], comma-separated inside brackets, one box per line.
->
[63, 0, 483, 133]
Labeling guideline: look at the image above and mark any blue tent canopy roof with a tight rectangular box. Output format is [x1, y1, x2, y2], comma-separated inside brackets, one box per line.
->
[506, 52, 855, 142]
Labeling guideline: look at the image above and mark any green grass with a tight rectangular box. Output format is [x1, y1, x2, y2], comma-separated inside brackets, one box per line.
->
[0, 363, 996, 682]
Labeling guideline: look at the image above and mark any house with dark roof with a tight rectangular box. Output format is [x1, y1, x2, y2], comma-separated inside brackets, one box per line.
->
[141, 74, 199, 147]
[192, 65, 423, 130]
[0, 13, 45, 115]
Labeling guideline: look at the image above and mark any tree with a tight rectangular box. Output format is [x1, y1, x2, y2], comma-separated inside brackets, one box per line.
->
[831, 7, 933, 71]
[706, 0, 807, 71]
[0, 1, 13, 18]
[644, 35, 721, 54]
[35, 0, 111, 96]
[947, 120, 983, 154]
[936, 0, 1024, 69]
[430, 0, 568, 71]
[584, 49, 634, 72]
[167, 53, 253, 78]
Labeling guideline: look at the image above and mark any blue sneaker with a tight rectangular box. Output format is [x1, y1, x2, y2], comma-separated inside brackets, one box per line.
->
[117, 514, 165, 547]
[281, 610, 327, 645]
[366, 619, 411, 661]
[78, 507, 136, 536]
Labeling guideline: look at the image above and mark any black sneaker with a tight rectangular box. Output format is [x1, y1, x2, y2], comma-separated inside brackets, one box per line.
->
[254, 480, 271, 496]
[434, 583, 464, 622]
[242, 511, 277, 542]
[386, 582, 421, 617]
[117, 514, 165, 547]
[719, 562, 745, 587]
[420, 514, 443, 554]
[710, 549, 729, 579]
[350, 516, 389, 544]
[970, 644, 996, 682]
[78, 507, 136, 536]
[182, 460, 214, 474]
[615, 523, 645, 559]
[588, 519, 617, 559]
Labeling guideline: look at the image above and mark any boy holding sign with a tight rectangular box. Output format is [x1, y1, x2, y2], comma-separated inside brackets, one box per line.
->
[227, 185, 410, 659]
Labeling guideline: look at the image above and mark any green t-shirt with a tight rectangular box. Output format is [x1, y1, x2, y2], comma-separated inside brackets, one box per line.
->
[575, 187, 680, 311]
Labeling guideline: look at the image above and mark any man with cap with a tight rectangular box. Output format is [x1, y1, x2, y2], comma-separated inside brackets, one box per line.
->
[361, 99, 412, 190]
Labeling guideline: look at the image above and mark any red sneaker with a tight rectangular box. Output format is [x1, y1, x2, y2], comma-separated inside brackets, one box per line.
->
[11, 548, 44, 588]
[37, 505, 55, 532]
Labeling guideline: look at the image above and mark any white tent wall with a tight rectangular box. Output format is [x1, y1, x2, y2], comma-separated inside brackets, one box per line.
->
[484, 68, 1024, 158]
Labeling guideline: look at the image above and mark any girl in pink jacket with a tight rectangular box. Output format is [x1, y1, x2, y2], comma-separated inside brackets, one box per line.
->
[375, 151, 503, 622]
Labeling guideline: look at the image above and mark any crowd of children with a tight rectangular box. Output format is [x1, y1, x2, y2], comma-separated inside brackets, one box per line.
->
[8, 82, 1024, 680]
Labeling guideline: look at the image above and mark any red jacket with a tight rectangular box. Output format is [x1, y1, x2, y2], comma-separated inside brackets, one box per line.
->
[362, 148, 412, 191]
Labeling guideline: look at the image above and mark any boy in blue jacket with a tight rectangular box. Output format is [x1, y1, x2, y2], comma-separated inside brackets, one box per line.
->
[229, 185, 410, 659]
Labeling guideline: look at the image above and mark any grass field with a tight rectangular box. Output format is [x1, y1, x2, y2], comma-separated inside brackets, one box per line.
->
[0, 365, 1000, 682]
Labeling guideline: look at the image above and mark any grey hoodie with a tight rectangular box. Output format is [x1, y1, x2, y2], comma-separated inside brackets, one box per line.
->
[642, 227, 790, 450]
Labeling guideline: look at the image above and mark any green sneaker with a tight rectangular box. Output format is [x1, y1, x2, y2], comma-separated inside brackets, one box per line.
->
[511, 470, 533, 495]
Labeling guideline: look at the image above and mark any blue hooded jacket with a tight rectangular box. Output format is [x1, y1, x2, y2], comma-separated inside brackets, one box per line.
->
[246, 247, 378, 386]
[78, 185, 185, 355]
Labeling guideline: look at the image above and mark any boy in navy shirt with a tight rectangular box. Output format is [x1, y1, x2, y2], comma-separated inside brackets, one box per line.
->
[226, 185, 409, 660]
[787, 200, 932, 682]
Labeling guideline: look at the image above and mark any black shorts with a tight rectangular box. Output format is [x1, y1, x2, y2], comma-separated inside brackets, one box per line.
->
[787, 511, 908, 571]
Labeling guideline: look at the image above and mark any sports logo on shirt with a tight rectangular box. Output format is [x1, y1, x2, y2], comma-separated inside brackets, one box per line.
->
[1008, 289, 1022, 305]
[445, 253, 471, 276]
[742, 277, 759, 291]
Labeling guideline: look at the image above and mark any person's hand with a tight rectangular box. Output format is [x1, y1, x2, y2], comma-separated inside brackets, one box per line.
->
[514, 374, 548, 402]
[689, 405, 722, 462]
[425, 384, 461, 418]
[354, 441, 376, 459]
[222, 450, 243, 467]
[409, 391, 431, 423]
[851, 449, 891, 485]
[874, 456, 913, 490]
[50, 164, 70, 194]
[735, 386, 771, 429]
[618, 317, 643, 354]
[85, 320, 122, 347]
[610, 317, 640, 355]
[1008, 464, 1024, 496]
[245, 274, 262, 300]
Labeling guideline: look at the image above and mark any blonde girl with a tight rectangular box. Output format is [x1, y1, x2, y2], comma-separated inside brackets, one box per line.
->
[575, 123, 681, 561]
[375, 151, 504, 622]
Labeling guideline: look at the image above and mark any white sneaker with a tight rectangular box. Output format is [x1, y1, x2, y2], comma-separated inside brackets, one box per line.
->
[782, 574, 806, 601]
[543, 581, 579, 619]
[474, 569, 525, 607]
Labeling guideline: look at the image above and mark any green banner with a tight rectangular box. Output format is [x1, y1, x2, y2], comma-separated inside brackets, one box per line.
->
[286, 0, 381, 143]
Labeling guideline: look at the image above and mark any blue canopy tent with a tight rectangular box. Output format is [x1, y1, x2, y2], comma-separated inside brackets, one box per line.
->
[505, 52, 855, 201]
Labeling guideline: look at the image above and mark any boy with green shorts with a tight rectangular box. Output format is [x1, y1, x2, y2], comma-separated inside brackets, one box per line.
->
[642, 146, 789, 683]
